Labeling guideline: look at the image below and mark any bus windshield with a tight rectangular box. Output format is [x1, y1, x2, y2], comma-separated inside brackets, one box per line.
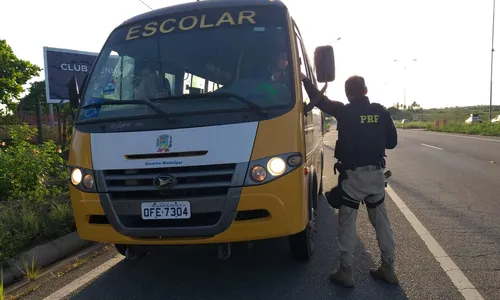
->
[79, 6, 294, 123]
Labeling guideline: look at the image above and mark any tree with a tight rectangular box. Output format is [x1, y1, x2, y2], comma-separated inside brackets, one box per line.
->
[19, 80, 48, 113]
[0, 39, 41, 112]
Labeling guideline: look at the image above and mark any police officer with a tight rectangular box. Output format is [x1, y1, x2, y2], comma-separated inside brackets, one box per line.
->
[300, 73, 398, 288]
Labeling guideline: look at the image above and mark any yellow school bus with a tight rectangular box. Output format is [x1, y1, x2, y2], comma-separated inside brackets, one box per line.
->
[67, 0, 335, 261]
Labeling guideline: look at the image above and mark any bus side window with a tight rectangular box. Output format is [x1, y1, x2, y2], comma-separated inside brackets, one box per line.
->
[294, 33, 310, 105]
[300, 42, 317, 86]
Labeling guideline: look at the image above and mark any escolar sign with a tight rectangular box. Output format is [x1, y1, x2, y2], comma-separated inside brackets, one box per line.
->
[125, 10, 257, 40]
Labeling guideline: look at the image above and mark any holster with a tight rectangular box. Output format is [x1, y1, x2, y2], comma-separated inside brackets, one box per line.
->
[326, 161, 347, 209]
[325, 186, 342, 209]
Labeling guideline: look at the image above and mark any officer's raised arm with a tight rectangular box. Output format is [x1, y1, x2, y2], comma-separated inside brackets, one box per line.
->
[300, 73, 345, 119]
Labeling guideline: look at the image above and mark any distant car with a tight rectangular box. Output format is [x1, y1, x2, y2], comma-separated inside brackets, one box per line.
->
[465, 113, 482, 124]
[491, 115, 500, 123]
[401, 119, 409, 124]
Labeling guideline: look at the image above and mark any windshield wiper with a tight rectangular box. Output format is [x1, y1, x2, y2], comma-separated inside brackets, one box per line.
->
[150, 92, 268, 117]
[76, 99, 173, 124]
[81, 99, 169, 115]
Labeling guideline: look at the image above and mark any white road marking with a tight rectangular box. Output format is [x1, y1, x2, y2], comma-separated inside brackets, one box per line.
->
[421, 143, 444, 151]
[405, 130, 500, 143]
[386, 185, 484, 300]
[42, 255, 124, 300]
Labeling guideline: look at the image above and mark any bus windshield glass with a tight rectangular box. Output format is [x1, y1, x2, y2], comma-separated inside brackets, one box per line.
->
[79, 6, 294, 122]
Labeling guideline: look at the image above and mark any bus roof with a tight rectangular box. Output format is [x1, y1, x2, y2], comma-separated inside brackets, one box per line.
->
[120, 0, 288, 28]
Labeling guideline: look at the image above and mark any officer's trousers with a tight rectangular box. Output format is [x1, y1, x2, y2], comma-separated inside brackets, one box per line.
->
[337, 165, 396, 269]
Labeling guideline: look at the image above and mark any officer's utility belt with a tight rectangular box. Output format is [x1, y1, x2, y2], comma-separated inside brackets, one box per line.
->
[327, 159, 386, 210]
[335, 159, 386, 173]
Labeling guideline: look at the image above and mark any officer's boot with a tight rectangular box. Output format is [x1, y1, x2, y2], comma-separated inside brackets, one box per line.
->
[329, 265, 354, 288]
[369, 262, 399, 285]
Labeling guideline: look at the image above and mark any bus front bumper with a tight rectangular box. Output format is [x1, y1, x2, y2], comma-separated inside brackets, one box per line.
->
[70, 168, 309, 245]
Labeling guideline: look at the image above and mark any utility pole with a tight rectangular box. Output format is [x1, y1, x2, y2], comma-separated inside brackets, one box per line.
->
[489, 0, 496, 122]
[35, 91, 44, 145]
[394, 59, 417, 129]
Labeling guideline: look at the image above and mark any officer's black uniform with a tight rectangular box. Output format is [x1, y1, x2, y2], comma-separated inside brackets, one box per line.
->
[301, 76, 399, 287]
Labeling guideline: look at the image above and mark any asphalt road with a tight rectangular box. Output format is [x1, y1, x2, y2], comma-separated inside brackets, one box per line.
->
[26, 128, 499, 300]
[386, 129, 500, 300]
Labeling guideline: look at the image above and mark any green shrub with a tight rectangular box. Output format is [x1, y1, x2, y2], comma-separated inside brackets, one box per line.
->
[0, 124, 67, 203]
[0, 125, 73, 266]
[0, 115, 21, 126]
[395, 121, 431, 129]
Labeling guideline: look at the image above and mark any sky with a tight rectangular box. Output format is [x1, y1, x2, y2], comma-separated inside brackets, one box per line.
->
[0, 0, 498, 109]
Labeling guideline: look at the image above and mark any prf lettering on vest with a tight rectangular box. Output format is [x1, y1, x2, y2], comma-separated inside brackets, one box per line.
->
[360, 114, 380, 124]
[125, 11, 257, 40]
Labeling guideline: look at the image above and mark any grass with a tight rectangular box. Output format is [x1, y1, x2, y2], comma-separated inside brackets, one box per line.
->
[1, 269, 4, 300]
[0, 200, 75, 268]
[4, 284, 41, 300]
[425, 122, 500, 136]
[390, 104, 500, 123]
[394, 120, 500, 136]
[20, 255, 41, 282]
[391, 105, 500, 136]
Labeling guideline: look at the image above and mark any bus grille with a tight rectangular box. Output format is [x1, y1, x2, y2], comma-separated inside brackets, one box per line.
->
[102, 163, 237, 201]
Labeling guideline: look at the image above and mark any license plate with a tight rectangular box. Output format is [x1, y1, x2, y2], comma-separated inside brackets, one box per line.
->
[141, 201, 191, 220]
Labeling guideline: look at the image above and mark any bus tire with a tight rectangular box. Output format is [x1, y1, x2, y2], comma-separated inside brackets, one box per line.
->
[289, 194, 316, 261]
[115, 244, 147, 260]
[318, 152, 324, 194]
[312, 173, 318, 210]
[289, 212, 315, 261]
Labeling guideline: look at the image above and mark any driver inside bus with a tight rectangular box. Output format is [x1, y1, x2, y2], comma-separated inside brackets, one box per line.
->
[268, 51, 290, 85]
[134, 63, 171, 100]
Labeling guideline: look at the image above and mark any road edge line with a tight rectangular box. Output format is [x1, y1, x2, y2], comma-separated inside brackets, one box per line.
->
[386, 185, 484, 300]
[42, 255, 124, 300]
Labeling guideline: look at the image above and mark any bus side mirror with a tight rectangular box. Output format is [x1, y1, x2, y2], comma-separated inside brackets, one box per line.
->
[68, 76, 80, 109]
[314, 45, 335, 83]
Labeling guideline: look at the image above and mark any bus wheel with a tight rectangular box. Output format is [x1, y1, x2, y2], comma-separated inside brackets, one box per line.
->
[289, 206, 316, 261]
[318, 156, 324, 194]
[115, 244, 147, 260]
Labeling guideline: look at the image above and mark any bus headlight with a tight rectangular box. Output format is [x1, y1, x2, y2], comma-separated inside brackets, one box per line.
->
[244, 152, 302, 186]
[69, 166, 97, 193]
[251, 165, 267, 182]
[82, 174, 95, 189]
[71, 168, 82, 185]
[267, 157, 286, 176]
[287, 155, 302, 167]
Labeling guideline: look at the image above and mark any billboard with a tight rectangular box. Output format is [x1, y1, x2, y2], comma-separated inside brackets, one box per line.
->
[43, 47, 99, 104]
[43, 47, 119, 104]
